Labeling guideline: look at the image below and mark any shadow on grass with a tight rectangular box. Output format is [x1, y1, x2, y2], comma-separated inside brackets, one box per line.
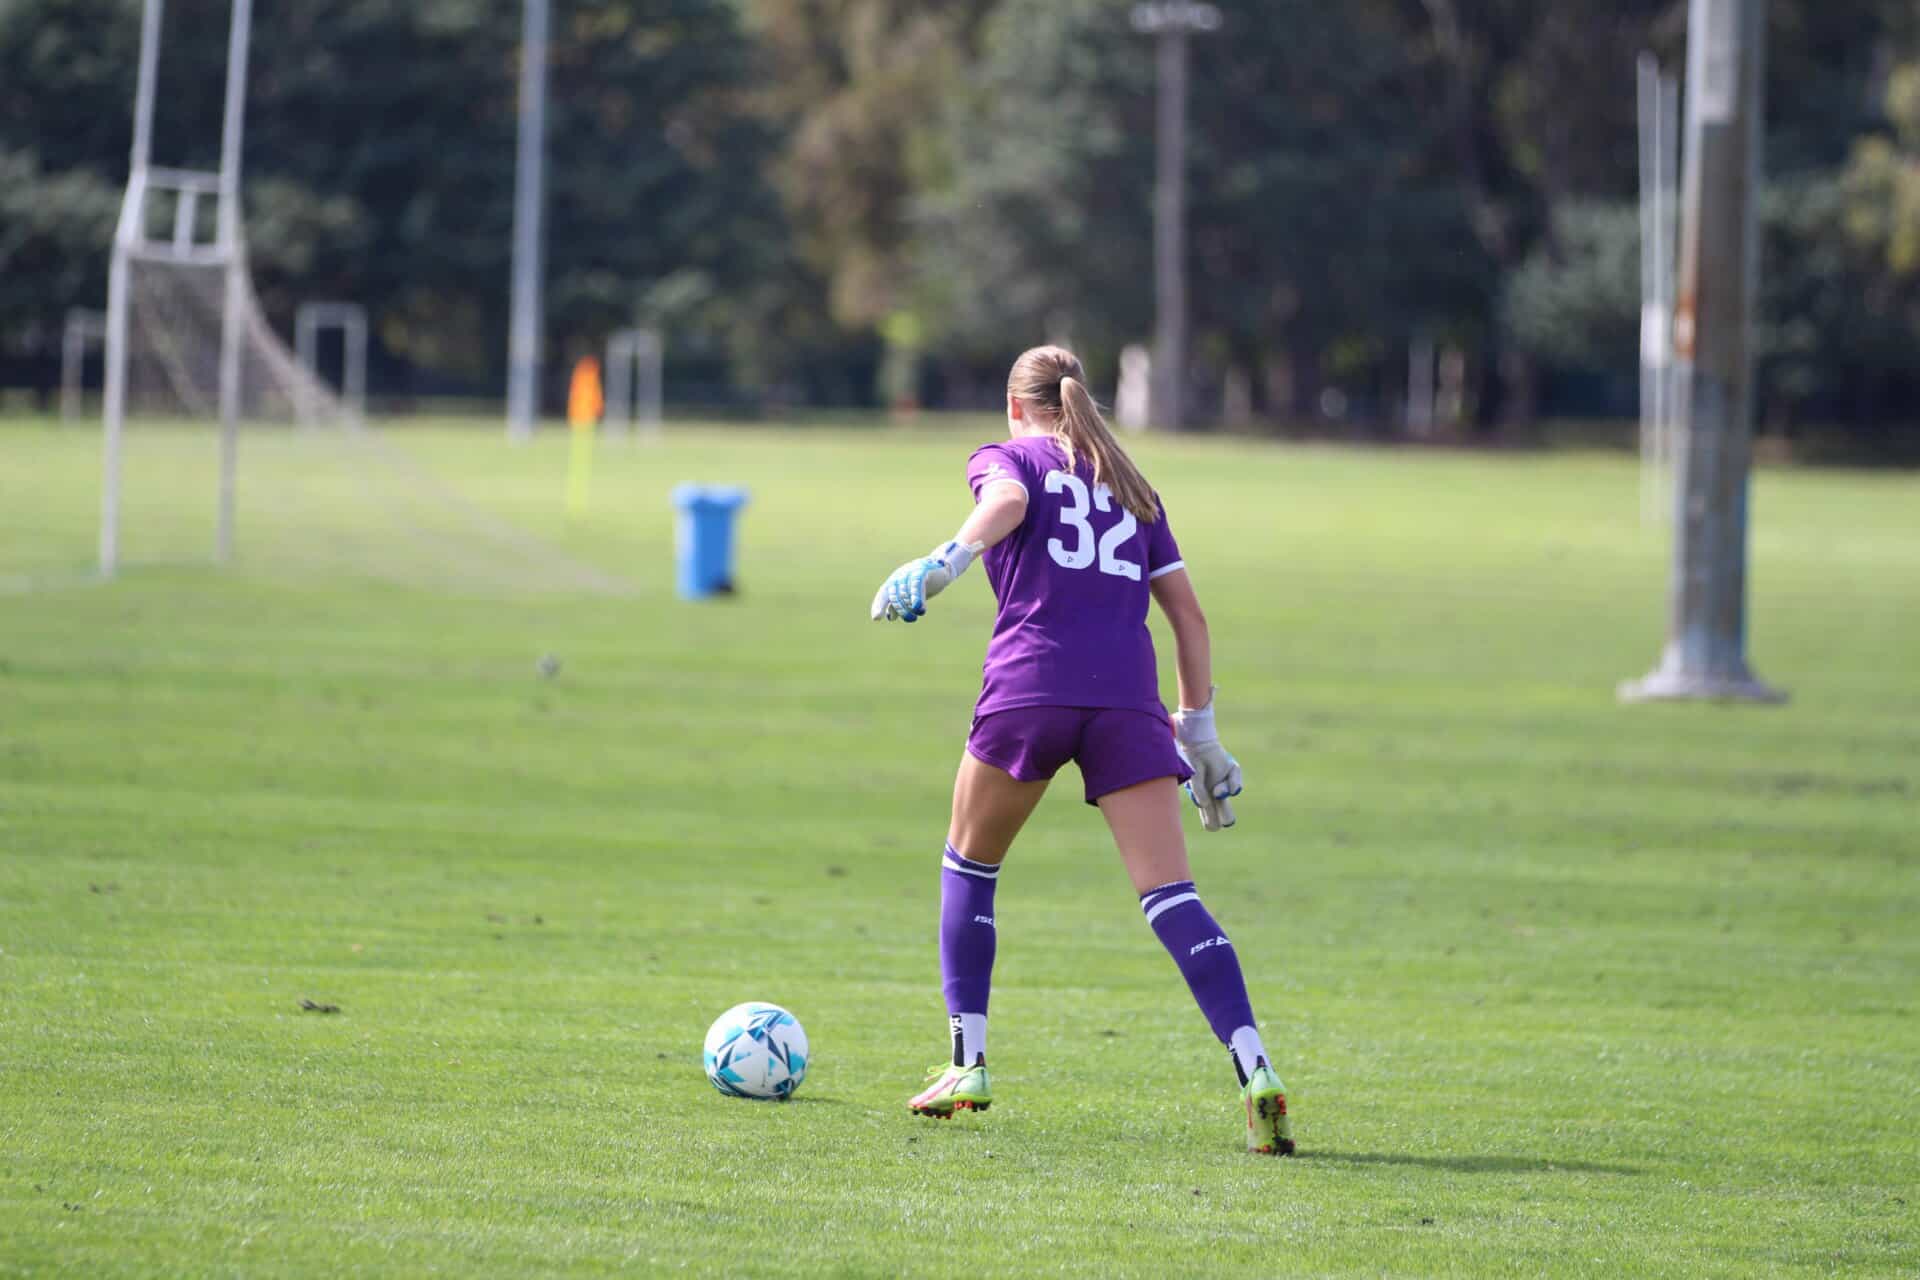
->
[1300, 1150, 1640, 1176]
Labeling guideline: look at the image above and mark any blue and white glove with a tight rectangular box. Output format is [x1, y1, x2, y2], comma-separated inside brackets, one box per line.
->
[870, 538, 983, 623]
[1172, 687, 1243, 831]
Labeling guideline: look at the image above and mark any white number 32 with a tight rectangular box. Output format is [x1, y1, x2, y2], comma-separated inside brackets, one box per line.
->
[1044, 471, 1141, 580]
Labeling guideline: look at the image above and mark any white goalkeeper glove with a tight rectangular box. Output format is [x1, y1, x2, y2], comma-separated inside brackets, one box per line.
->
[870, 538, 983, 623]
[1172, 687, 1243, 832]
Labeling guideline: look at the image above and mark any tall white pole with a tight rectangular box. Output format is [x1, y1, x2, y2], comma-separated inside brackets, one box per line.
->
[101, 247, 130, 578]
[506, 0, 550, 442]
[129, 0, 162, 181]
[1637, 53, 1659, 526]
[1656, 71, 1680, 522]
[1641, 63, 1681, 529]
[101, 0, 165, 577]
[215, 0, 253, 562]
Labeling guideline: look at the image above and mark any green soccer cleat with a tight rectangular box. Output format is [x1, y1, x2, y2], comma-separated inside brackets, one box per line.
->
[1243, 1062, 1295, 1155]
[908, 1062, 992, 1118]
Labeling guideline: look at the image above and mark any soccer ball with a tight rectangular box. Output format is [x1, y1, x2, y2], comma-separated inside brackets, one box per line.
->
[702, 1002, 808, 1100]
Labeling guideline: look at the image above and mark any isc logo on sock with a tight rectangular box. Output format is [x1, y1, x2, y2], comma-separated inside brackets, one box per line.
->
[1188, 935, 1232, 956]
[973, 915, 995, 926]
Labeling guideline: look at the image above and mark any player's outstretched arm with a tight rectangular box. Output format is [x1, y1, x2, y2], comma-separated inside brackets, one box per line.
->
[1151, 568, 1244, 831]
[870, 481, 1027, 623]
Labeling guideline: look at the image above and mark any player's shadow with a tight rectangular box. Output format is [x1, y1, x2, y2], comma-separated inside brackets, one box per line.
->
[1301, 1150, 1640, 1176]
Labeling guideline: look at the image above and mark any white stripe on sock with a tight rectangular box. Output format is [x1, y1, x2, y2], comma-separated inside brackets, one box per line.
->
[957, 1012, 987, 1065]
[1229, 1024, 1267, 1079]
[943, 854, 999, 879]
[1142, 891, 1200, 925]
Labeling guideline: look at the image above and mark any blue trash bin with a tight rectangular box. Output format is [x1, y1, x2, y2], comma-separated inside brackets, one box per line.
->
[671, 484, 749, 599]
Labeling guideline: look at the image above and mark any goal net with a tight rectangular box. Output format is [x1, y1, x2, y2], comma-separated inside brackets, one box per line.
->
[123, 240, 341, 426]
[88, 170, 628, 597]
[68, 0, 629, 598]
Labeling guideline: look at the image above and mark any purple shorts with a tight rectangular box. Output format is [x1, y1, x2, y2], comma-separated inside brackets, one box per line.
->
[966, 706, 1193, 805]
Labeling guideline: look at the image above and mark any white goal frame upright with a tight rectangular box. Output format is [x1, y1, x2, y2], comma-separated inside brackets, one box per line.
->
[100, 0, 254, 577]
[295, 301, 368, 427]
[604, 327, 663, 437]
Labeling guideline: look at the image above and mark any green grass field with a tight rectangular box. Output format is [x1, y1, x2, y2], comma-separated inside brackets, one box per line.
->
[2, 417, 1917, 1277]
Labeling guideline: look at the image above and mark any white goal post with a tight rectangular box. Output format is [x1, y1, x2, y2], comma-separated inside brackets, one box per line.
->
[295, 302, 368, 427]
[79, 0, 632, 598]
[100, 0, 250, 574]
[60, 309, 106, 422]
[99, 0, 346, 577]
[604, 327, 663, 437]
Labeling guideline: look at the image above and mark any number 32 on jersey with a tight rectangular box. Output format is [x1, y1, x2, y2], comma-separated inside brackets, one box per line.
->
[1044, 471, 1140, 580]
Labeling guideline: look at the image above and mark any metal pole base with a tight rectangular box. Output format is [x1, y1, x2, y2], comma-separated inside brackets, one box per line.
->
[1618, 663, 1787, 704]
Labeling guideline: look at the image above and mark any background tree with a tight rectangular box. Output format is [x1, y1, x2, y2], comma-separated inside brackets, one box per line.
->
[1, 0, 1916, 438]
[0, 0, 792, 406]
[0, 0, 141, 388]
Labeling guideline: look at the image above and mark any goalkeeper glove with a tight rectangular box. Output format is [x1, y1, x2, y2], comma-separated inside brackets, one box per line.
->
[870, 538, 983, 623]
[1172, 687, 1243, 832]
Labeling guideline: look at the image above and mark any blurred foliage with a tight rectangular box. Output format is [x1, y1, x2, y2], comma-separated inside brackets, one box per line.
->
[1, 0, 1917, 437]
[1504, 203, 1642, 371]
[0, 148, 122, 353]
[913, 0, 1155, 368]
[747, 0, 996, 330]
[1843, 63, 1920, 279]
[1, 0, 794, 401]
[1504, 176, 1920, 434]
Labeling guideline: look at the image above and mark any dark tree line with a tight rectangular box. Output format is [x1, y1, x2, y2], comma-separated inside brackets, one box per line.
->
[3, 0, 1917, 442]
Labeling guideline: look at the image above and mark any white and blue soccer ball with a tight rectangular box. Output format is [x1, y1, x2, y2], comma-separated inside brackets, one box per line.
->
[703, 1002, 808, 1100]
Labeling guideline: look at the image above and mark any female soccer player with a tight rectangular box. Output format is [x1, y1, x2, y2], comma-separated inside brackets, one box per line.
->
[869, 345, 1293, 1155]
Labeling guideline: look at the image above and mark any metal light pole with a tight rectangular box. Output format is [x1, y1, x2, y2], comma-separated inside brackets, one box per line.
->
[506, 0, 550, 442]
[1621, 0, 1783, 703]
[1130, 2, 1219, 431]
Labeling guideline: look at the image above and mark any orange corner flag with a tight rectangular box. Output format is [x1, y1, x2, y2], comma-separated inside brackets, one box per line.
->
[568, 355, 604, 431]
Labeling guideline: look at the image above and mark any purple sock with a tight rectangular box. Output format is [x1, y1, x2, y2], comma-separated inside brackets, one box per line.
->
[940, 844, 999, 1065]
[1140, 880, 1258, 1047]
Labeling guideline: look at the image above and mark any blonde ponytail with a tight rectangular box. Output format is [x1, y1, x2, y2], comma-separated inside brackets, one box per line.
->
[1056, 376, 1159, 524]
[1006, 344, 1160, 524]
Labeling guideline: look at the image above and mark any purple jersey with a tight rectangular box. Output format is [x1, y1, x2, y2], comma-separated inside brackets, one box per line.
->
[966, 435, 1184, 718]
